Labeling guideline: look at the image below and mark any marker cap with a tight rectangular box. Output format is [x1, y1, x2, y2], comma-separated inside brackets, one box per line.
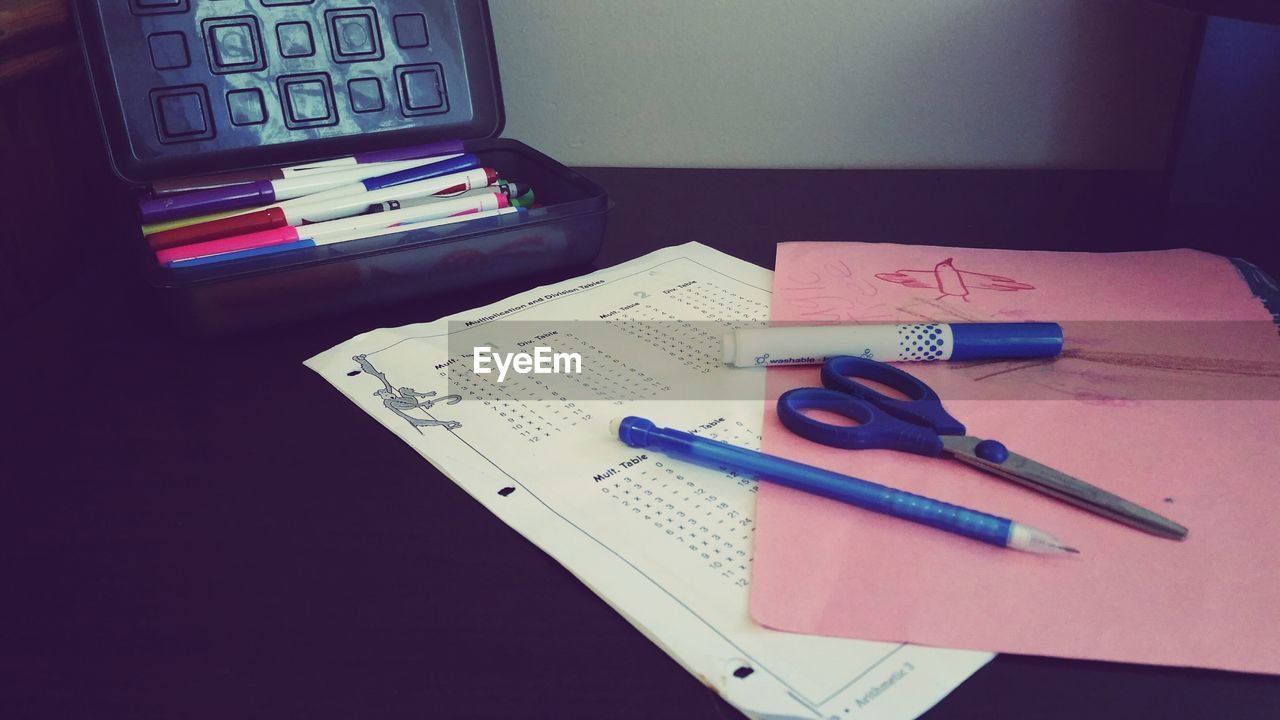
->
[138, 179, 274, 223]
[948, 322, 1064, 361]
[155, 224, 299, 265]
[147, 207, 287, 250]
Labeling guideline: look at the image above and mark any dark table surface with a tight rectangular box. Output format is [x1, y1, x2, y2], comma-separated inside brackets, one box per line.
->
[4, 166, 1279, 720]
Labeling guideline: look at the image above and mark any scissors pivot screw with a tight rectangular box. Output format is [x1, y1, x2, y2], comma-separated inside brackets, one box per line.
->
[975, 440, 1010, 464]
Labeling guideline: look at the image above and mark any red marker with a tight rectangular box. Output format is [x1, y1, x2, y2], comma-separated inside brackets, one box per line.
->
[148, 168, 497, 250]
[156, 190, 509, 265]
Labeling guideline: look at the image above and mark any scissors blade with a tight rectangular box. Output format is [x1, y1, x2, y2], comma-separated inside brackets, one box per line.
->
[940, 436, 1189, 540]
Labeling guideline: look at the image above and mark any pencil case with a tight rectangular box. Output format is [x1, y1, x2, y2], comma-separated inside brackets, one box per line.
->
[71, 0, 607, 336]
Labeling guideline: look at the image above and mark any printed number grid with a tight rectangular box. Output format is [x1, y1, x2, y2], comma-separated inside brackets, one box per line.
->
[559, 331, 669, 401]
[606, 280, 770, 376]
[446, 328, 675, 439]
[663, 281, 770, 326]
[598, 420, 762, 588]
[445, 355, 589, 443]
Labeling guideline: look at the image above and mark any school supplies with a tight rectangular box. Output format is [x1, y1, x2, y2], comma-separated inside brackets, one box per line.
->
[613, 415, 1077, 554]
[149, 140, 466, 195]
[137, 153, 470, 222]
[157, 190, 509, 265]
[305, 243, 991, 719]
[76, 0, 607, 337]
[168, 207, 523, 268]
[147, 167, 499, 250]
[722, 322, 1064, 367]
[368, 182, 533, 213]
[777, 355, 1186, 538]
[751, 241, 1280, 675]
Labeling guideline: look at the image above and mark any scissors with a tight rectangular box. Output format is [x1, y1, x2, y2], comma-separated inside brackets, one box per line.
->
[776, 356, 1188, 539]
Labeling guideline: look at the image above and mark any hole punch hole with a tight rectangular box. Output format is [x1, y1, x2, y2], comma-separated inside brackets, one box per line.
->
[498, 487, 516, 497]
[732, 666, 754, 679]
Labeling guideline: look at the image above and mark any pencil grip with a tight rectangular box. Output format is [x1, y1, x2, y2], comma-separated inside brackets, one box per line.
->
[616, 416, 1015, 549]
[874, 489, 1012, 547]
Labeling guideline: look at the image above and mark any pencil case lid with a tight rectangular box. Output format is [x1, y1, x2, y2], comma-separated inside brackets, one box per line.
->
[71, 0, 504, 184]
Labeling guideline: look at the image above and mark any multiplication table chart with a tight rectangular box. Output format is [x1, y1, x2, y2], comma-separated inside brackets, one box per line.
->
[595, 416, 761, 589]
[310, 244, 990, 719]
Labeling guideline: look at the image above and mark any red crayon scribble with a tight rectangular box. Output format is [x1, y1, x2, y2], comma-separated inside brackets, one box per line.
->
[875, 257, 1035, 302]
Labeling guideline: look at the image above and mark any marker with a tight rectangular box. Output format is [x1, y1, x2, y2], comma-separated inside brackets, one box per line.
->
[722, 323, 1065, 367]
[368, 184, 534, 213]
[612, 416, 1078, 555]
[137, 153, 472, 223]
[156, 190, 509, 265]
[167, 207, 523, 268]
[285, 154, 488, 209]
[142, 208, 256, 236]
[143, 179, 526, 237]
[149, 140, 466, 195]
[146, 167, 498, 250]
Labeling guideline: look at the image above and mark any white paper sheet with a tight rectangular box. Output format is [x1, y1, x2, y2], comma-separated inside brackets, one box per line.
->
[306, 242, 991, 719]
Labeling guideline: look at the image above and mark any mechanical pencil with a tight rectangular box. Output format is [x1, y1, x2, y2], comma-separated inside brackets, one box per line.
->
[612, 416, 1078, 555]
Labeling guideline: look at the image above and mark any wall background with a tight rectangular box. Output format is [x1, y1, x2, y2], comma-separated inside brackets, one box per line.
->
[489, 0, 1196, 169]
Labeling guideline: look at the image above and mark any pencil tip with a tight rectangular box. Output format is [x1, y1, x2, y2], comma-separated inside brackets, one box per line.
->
[1062, 546, 1080, 554]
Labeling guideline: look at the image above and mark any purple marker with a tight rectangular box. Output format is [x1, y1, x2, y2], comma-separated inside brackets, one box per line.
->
[149, 140, 466, 195]
[138, 153, 477, 223]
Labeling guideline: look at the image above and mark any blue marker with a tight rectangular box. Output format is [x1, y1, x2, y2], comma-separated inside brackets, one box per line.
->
[138, 154, 473, 223]
[722, 322, 1064, 367]
[282, 153, 481, 207]
[612, 416, 1078, 555]
[168, 206, 523, 268]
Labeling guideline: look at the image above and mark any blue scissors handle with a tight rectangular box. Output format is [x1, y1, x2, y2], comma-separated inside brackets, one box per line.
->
[777, 387, 945, 456]
[820, 356, 966, 436]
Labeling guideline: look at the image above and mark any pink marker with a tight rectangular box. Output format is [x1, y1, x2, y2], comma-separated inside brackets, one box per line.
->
[157, 191, 509, 265]
[147, 167, 497, 250]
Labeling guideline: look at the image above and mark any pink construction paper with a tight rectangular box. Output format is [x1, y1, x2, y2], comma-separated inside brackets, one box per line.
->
[750, 242, 1280, 674]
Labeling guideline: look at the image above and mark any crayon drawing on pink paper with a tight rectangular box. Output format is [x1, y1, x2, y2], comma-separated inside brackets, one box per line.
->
[876, 257, 1035, 302]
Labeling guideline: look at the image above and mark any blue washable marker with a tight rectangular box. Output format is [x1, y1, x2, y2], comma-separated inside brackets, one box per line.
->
[722, 322, 1064, 367]
[612, 416, 1078, 555]
[284, 153, 481, 207]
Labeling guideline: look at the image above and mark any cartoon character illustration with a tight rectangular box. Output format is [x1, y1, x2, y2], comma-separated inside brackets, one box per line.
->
[875, 258, 1034, 302]
[353, 354, 462, 432]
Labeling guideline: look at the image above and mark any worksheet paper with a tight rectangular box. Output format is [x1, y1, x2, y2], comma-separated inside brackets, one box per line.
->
[751, 242, 1280, 674]
[306, 243, 990, 719]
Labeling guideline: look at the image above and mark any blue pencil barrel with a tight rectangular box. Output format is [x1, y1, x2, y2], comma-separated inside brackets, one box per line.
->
[616, 417, 1012, 548]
